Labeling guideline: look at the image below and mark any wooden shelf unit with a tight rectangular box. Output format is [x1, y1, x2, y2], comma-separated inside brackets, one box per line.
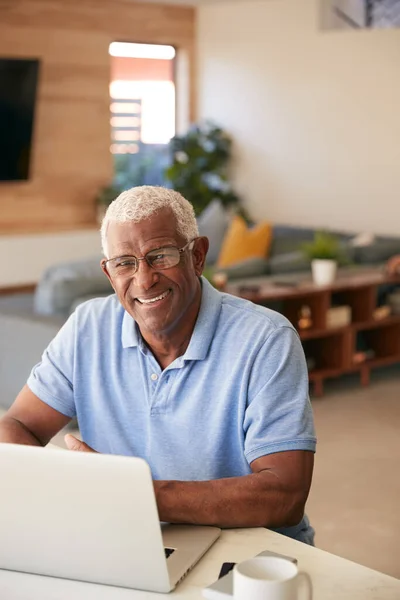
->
[227, 269, 400, 396]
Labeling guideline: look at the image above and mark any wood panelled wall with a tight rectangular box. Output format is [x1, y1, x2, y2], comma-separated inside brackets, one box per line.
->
[0, 0, 195, 234]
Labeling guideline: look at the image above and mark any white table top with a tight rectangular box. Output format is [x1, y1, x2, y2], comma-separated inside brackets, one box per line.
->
[0, 527, 399, 600]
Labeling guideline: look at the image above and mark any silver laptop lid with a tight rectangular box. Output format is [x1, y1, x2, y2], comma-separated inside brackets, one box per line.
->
[0, 444, 171, 592]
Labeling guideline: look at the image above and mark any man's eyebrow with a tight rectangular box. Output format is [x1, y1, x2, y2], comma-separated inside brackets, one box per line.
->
[110, 243, 176, 259]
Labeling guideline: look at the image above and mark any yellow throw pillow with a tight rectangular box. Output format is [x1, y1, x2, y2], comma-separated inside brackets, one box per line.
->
[217, 215, 272, 268]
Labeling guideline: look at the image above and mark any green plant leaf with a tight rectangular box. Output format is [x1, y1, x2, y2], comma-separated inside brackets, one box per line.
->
[164, 121, 241, 215]
[301, 231, 349, 263]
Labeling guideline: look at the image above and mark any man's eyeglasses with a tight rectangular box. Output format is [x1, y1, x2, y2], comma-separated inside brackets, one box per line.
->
[102, 240, 196, 278]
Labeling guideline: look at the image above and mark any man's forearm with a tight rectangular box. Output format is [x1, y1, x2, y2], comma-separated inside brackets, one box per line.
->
[154, 471, 305, 529]
[0, 416, 43, 446]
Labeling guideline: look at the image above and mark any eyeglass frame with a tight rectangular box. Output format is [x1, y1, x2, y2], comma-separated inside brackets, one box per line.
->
[101, 239, 197, 277]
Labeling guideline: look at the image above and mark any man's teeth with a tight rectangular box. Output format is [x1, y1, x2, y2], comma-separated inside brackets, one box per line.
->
[138, 290, 169, 304]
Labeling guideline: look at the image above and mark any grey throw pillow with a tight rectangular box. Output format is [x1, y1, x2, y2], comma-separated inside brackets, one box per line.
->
[197, 200, 231, 265]
[34, 257, 113, 317]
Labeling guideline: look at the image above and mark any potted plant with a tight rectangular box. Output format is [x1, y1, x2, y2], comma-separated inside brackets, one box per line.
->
[95, 151, 161, 223]
[164, 121, 240, 215]
[301, 231, 347, 285]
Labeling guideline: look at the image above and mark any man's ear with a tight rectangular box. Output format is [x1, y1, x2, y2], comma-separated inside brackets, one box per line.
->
[192, 237, 209, 277]
[100, 259, 116, 291]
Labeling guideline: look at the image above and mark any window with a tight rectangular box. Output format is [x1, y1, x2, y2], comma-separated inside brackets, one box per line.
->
[109, 42, 176, 186]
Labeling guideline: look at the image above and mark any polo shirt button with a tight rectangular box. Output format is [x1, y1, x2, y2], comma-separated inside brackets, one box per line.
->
[151, 373, 158, 381]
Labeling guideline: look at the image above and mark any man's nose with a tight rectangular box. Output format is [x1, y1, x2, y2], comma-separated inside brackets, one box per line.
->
[133, 258, 159, 289]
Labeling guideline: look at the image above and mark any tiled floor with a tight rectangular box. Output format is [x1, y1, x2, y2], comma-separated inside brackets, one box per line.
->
[307, 368, 400, 579]
[1, 368, 399, 578]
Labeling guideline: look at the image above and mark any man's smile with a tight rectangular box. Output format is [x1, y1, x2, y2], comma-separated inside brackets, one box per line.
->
[135, 289, 172, 306]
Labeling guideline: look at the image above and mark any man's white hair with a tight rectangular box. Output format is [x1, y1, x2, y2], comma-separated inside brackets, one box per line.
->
[100, 186, 199, 257]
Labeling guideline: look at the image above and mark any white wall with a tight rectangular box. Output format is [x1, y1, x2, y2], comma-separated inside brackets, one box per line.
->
[197, 0, 400, 235]
[0, 231, 101, 287]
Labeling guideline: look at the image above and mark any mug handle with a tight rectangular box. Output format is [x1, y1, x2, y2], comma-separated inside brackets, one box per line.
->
[297, 571, 313, 600]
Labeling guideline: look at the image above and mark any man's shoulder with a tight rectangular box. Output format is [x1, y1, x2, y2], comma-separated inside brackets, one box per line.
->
[219, 291, 294, 334]
[73, 293, 124, 324]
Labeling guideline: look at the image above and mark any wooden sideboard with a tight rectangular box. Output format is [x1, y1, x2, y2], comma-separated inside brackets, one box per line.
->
[227, 268, 400, 396]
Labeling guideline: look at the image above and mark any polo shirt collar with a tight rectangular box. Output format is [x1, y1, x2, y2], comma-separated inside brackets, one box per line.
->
[121, 311, 141, 349]
[183, 277, 222, 361]
[121, 277, 222, 360]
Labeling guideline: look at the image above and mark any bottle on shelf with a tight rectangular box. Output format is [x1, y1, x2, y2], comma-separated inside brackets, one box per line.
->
[305, 356, 316, 372]
[298, 305, 313, 330]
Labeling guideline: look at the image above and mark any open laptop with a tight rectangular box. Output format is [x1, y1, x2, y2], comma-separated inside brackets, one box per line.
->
[0, 443, 221, 593]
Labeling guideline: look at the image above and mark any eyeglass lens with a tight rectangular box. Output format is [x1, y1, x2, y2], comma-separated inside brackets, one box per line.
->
[108, 246, 181, 276]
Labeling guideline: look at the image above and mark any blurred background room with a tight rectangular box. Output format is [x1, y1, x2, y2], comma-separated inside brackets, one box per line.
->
[0, 0, 399, 579]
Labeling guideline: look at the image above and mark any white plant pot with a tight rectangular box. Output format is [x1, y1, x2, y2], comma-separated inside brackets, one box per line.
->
[311, 259, 337, 286]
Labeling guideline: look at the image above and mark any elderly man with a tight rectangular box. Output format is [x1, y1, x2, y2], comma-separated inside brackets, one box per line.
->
[0, 186, 316, 543]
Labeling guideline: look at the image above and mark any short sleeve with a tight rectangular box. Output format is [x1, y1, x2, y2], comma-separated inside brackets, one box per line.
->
[27, 313, 77, 418]
[244, 326, 316, 464]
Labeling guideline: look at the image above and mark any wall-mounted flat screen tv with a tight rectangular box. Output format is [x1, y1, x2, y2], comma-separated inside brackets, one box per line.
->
[0, 58, 40, 181]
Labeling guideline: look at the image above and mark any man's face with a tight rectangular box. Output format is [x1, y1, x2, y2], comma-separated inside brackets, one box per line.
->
[101, 208, 208, 339]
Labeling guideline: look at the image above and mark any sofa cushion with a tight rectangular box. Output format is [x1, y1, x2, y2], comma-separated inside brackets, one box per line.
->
[350, 232, 376, 247]
[268, 251, 311, 275]
[216, 257, 270, 280]
[217, 216, 272, 268]
[34, 257, 113, 317]
[270, 226, 316, 257]
[353, 237, 400, 264]
[197, 200, 231, 264]
[270, 226, 353, 258]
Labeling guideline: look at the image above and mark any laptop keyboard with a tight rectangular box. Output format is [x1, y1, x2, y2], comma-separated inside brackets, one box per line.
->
[164, 547, 175, 559]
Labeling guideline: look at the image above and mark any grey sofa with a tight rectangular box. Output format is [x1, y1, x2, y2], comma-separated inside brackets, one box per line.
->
[0, 257, 112, 411]
[0, 296, 65, 410]
[1, 224, 400, 411]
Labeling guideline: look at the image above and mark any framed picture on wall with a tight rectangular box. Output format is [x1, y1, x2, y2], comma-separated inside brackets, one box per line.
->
[320, 0, 400, 30]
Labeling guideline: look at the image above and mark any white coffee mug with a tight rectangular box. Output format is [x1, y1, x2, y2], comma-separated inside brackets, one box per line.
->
[233, 556, 312, 600]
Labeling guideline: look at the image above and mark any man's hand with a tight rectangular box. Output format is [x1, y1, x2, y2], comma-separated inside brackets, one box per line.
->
[64, 434, 97, 453]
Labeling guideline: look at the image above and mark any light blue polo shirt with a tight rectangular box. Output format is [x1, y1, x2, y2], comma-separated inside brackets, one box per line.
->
[27, 277, 316, 542]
